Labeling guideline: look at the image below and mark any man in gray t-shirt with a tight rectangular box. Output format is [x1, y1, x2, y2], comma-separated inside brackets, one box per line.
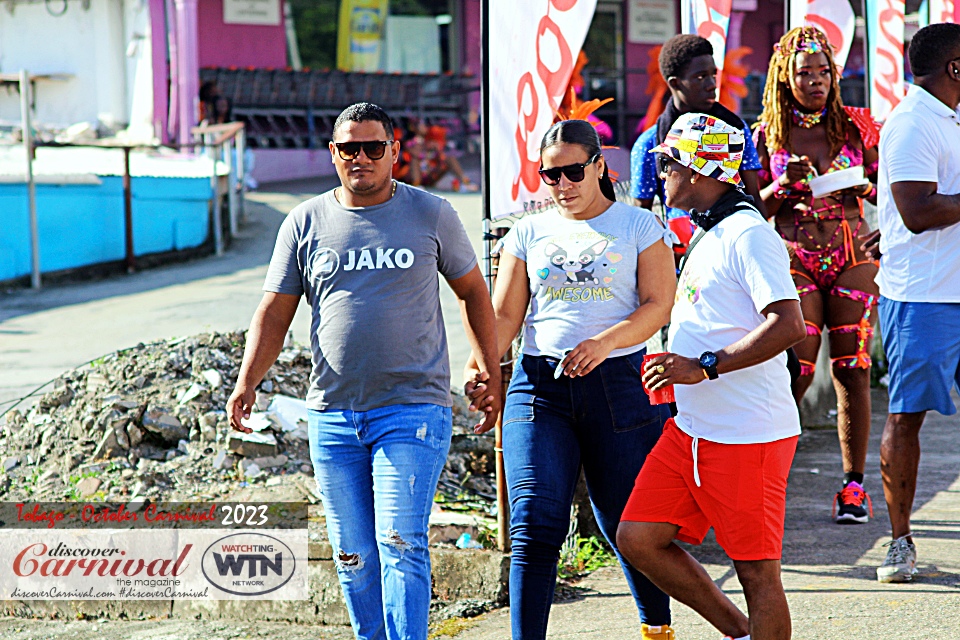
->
[227, 103, 500, 640]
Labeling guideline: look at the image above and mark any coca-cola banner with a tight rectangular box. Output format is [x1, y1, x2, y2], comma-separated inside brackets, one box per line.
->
[866, 0, 905, 120]
[488, 0, 597, 219]
[788, 0, 856, 73]
[922, 0, 956, 25]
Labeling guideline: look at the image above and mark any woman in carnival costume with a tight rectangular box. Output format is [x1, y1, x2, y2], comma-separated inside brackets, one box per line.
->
[754, 26, 881, 525]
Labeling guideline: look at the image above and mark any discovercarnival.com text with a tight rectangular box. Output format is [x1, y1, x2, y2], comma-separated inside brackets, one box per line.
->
[10, 585, 210, 599]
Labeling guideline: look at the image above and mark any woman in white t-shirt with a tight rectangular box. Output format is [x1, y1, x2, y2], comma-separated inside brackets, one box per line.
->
[465, 120, 677, 640]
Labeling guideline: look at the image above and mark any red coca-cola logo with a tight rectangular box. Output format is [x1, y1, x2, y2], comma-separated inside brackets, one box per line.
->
[511, 0, 579, 201]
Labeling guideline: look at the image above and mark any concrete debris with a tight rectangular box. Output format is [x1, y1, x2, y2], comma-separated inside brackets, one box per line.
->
[0, 330, 495, 517]
[227, 430, 278, 458]
[252, 454, 288, 469]
[239, 412, 272, 432]
[177, 383, 206, 405]
[201, 369, 222, 389]
[239, 460, 262, 479]
[76, 477, 102, 498]
[141, 408, 189, 444]
[211, 449, 234, 470]
[266, 395, 308, 439]
[0, 331, 314, 502]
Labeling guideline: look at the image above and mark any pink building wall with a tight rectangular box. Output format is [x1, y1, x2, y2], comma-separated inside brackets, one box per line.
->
[463, 0, 481, 78]
[735, 2, 784, 76]
[197, 0, 288, 68]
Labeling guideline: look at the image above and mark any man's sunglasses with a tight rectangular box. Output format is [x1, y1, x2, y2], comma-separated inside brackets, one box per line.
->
[334, 140, 394, 161]
[538, 153, 600, 186]
[657, 155, 682, 175]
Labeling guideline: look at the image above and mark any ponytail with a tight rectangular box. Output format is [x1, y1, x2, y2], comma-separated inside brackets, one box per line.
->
[598, 161, 616, 202]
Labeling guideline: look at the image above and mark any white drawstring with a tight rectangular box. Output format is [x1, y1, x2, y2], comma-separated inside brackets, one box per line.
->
[691, 436, 701, 487]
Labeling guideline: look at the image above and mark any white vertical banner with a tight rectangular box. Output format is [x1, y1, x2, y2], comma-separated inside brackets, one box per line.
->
[920, 0, 956, 27]
[787, 0, 806, 32]
[488, 0, 598, 219]
[792, 0, 856, 74]
[687, 0, 733, 90]
[680, 0, 695, 34]
[866, 0, 905, 120]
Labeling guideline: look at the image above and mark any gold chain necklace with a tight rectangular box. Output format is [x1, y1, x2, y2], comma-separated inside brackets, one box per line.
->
[335, 180, 397, 205]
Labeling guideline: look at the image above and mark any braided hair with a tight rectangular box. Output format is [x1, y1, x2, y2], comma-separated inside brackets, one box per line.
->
[759, 26, 847, 157]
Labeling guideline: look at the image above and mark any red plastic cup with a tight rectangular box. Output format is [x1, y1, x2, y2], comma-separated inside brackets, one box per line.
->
[642, 352, 675, 405]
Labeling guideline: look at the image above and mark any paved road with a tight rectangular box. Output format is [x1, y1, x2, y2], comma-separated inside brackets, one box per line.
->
[457, 388, 960, 639]
[0, 183, 485, 413]
[2, 184, 959, 638]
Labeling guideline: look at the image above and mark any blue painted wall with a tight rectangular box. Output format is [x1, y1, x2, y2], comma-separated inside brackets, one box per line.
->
[0, 177, 211, 281]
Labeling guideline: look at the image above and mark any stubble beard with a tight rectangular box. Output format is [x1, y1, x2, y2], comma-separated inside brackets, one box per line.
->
[345, 173, 390, 196]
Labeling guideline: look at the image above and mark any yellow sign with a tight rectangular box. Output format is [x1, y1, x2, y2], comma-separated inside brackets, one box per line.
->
[337, 0, 389, 72]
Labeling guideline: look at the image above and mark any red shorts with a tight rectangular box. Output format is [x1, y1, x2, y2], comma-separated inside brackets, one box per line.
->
[621, 419, 797, 561]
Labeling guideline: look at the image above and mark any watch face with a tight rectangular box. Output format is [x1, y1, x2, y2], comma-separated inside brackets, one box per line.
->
[700, 352, 718, 368]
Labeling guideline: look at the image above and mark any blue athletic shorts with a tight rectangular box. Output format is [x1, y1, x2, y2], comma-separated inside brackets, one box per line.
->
[879, 297, 960, 415]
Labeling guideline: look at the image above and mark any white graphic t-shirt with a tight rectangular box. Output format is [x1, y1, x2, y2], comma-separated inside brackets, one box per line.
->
[499, 202, 672, 359]
[668, 207, 801, 444]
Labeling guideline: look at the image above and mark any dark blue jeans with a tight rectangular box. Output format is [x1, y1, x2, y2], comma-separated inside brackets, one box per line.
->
[503, 351, 671, 639]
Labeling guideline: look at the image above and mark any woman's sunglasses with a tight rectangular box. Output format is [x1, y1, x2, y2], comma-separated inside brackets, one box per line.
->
[539, 153, 600, 186]
[334, 140, 393, 161]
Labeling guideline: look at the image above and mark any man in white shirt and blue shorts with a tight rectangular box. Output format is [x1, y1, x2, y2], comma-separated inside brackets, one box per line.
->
[616, 113, 806, 640]
[874, 23, 960, 584]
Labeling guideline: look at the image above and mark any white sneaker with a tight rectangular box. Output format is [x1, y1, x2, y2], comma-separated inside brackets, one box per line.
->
[876, 535, 917, 583]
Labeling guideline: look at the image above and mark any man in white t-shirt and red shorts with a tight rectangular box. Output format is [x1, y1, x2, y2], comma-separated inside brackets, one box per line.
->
[874, 23, 960, 584]
[616, 113, 806, 640]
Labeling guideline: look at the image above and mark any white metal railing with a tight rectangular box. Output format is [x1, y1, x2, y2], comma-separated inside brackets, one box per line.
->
[5, 69, 249, 288]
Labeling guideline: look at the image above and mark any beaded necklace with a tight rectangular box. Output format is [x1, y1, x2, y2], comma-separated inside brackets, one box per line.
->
[792, 106, 827, 128]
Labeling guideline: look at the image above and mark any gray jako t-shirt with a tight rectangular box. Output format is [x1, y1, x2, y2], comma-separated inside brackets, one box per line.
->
[263, 183, 477, 411]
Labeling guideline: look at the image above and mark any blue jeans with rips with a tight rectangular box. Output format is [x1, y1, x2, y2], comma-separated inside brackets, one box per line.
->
[503, 351, 671, 639]
[309, 403, 453, 640]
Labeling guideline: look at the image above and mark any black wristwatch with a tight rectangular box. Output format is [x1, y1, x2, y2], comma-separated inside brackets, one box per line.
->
[699, 351, 719, 380]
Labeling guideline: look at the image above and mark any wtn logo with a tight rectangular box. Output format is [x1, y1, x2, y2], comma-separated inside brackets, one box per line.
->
[212, 553, 283, 578]
[201, 533, 299, 597]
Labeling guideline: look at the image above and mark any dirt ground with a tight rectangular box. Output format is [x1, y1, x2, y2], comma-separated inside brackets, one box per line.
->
[0, 618, 355, 640]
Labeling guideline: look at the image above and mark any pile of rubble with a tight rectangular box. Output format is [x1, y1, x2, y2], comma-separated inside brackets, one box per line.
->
[0, 331, 496, 509]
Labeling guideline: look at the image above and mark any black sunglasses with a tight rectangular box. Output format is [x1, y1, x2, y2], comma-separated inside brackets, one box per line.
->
[539, 153, 600, 186]
[657, 155, 682, 175]
[334, 140, 394, 161]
